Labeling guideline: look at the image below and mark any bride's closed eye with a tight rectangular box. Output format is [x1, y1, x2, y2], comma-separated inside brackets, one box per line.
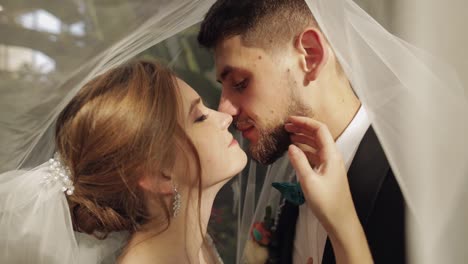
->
[195, 113, 208, 123]
[189, 97, 209, 123]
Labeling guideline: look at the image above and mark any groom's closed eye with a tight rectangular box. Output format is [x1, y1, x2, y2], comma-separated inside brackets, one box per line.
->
[233, 79, 249, 92]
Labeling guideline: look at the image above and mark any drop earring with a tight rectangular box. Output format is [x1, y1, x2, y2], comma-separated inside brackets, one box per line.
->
[172, 185, 181, 217]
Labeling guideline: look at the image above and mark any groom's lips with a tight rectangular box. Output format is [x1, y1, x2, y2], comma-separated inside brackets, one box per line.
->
[239, 126, 255, 140]
[236, 119, 256, 141]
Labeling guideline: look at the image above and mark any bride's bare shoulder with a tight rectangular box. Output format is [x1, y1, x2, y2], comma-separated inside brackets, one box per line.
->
[117, 245, 156, 264]
[117, 233, 177, 263]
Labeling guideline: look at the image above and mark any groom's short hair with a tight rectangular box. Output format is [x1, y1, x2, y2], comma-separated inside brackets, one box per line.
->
[198, 0, 317, 50]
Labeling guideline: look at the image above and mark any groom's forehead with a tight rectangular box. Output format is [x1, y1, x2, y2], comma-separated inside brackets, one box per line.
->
[214, 35, 268, 61]
[214, 36, 245, 61]
[214, 37, 270, 79]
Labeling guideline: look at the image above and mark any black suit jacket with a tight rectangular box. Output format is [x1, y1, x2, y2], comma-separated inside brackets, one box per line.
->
[271, 127, 406, 264]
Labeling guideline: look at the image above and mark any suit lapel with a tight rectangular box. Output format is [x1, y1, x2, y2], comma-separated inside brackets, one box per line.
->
[270, 200, 299, 264]
[322, 126, 390, 263]
[347, 127, 390, 224]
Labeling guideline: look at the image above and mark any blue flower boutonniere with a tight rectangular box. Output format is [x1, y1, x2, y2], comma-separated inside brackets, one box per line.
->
[244, 206, 276, 264]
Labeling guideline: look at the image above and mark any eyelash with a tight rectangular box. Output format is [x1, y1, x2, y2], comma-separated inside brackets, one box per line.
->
[233, 79, 248, 92]
[195, 114, 208, 123]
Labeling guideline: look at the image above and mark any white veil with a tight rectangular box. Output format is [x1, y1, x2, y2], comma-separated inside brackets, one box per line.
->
[0, 163, 126, 263]
[1, 0, 467, 263]
[0, 0, 216, 173]
[306, 1, 468, 263]
[236, 0, 468, 263]
[0, 1, 218, 262]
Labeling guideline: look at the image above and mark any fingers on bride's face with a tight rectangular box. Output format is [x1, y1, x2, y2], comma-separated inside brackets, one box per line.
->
[177, 79, 247, 188]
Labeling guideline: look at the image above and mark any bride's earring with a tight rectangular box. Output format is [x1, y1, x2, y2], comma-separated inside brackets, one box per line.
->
[172, 185, 181, 217]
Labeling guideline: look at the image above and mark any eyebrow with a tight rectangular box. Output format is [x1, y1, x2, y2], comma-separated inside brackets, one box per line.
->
[216, 66, 234, 83]
[189, 97, 201, 115]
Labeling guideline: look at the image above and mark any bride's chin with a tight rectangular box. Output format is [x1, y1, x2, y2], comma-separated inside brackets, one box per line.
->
[202, 151, 248, 190]
[234, 149, 248, 170]
[203, 169, 243, 191]
[204, 173, 237, 191]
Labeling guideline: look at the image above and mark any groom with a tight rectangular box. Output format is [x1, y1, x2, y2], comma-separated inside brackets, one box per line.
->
[198, 0, 406, 263]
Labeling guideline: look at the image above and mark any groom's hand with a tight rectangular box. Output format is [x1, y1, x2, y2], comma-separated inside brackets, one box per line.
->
[284, 116, 357, 231]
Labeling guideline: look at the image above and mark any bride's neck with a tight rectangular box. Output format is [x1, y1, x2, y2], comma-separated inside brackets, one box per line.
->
[123, 186, 220, 263]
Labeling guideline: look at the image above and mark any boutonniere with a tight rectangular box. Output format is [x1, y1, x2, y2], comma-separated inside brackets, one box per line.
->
[244, 181, 295, 264]
[243, 206, 275, 264]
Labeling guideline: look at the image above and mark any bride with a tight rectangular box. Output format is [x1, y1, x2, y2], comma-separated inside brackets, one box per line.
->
[0, 60, 371, 264]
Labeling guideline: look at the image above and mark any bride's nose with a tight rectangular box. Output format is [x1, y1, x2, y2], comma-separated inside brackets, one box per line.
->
[219, 112, 233, 130]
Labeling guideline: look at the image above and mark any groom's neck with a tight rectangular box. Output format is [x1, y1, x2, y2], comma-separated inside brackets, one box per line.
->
[309, 75, 361, 140]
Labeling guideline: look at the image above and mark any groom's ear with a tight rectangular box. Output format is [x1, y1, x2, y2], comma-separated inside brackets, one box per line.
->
[295, 28, 328, 83]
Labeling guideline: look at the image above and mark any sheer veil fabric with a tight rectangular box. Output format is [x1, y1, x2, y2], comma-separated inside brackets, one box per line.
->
[0, 164, 126, 263]
[0, 0, 466, 263]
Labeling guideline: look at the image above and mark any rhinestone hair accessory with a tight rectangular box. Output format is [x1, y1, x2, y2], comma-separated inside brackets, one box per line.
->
[42, 152, 74, 195]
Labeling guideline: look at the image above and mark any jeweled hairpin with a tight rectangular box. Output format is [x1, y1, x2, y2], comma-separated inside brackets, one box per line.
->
[42, 152, 74, 195]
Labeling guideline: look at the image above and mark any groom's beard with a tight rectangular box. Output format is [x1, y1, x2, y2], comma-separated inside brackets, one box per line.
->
[249, 98, 313, 165]
[249, 123, 291, 165]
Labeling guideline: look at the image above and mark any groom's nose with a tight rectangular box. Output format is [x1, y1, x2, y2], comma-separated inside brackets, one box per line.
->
[218, 92, 239, 116]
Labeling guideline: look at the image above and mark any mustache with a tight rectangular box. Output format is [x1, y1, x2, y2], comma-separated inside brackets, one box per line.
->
[234, 118, 255, 129]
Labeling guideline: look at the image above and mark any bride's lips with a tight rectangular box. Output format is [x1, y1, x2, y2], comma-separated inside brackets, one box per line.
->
[228, 137, 238, 147]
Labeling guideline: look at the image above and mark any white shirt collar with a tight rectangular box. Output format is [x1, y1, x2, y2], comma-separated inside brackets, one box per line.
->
[293, 105, 371, 264]
[335, 106, 371, 170]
